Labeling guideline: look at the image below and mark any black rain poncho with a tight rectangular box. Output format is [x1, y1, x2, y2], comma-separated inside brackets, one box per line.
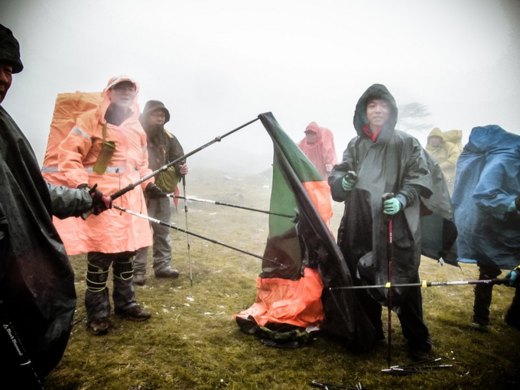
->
[0, 105, 91, 379]
[329, 84, 433, 308]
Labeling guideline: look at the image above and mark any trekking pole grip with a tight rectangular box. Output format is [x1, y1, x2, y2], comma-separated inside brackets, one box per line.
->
[382, 192, 395, 222]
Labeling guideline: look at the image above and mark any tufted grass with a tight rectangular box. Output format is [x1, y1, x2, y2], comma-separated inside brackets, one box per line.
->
[45, 169, 519, 389]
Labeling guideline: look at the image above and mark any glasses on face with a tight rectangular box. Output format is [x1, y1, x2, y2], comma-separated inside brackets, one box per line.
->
[151, 112, 166, 119]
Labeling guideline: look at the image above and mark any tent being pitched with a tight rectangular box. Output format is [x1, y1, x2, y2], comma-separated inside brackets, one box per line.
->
[235, 113, 377, 351]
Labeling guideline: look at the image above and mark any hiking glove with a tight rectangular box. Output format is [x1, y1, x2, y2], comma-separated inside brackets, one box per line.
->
[342, 171, 357, 191]
[88, 184, 112, 215]
[505, 265, 520, 287]
[507, 200, 517, 213]
[383, 198, 402, 215]
[146, 183, 166, 199]
[78, 183, 112, 215]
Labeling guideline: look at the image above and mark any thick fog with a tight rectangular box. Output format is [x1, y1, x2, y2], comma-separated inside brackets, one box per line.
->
[1, 0, 519, 174]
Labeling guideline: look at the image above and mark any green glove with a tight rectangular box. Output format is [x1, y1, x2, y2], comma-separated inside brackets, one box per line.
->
[342, 176, 356, 191]
[383, 198, 402, 215]
[505, 265, 520, 287]
[507, 200, 516, 213]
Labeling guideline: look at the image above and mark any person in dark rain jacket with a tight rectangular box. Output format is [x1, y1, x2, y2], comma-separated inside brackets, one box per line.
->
[133, 100, 188, 285]
[0, 24, 110, 384]
[329, 84, 434, 361]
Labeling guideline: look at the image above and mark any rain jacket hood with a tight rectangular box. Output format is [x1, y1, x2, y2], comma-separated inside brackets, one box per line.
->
[353, 84, 398, 136]
[427, 128, 444, 142]
[305, 121, 320, 134]
[99, 76, 140, 124]
[140, 100, 171, 125]
[0, 24, 23, 73]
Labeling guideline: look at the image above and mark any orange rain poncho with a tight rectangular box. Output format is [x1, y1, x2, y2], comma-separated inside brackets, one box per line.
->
[50, 76, 153, 255]
[297, 122, 338, 179]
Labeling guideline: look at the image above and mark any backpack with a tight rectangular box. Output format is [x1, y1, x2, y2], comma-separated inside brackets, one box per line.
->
[41, 91, 102, 185]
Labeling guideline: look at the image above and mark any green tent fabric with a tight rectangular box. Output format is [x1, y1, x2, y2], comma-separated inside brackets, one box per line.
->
[236, 113, 377, 351]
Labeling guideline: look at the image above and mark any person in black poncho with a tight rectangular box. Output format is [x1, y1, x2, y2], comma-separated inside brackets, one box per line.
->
[329, 84, 434, 361]
[0, 24, 110, 384]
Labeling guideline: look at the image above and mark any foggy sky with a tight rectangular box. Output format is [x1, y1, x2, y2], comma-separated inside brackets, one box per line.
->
[1, 0, 519, 173]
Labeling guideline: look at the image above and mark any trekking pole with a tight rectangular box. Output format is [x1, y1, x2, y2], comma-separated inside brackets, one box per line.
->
[166, 195, 295, 218]
[83, 117, 260, 219]
[328, 278, 512, 290]
[382, 192, 395, 368]
[182, 176, 194, 287]
[0, 301, 45, 390]
[113, 205, 283, 266]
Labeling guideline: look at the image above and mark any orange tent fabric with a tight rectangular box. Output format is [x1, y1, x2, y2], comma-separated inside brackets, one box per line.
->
[44, 76, 153, 255]
[235, 268, 324, 327]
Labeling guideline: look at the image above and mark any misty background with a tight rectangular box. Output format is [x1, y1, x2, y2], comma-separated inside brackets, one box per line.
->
[1, 0, 519, 174]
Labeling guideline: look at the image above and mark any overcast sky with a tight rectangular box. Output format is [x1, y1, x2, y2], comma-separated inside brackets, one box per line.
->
[1, 0, 519, 173]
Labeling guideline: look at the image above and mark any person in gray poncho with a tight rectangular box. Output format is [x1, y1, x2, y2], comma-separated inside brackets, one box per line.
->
[329, 84, 434, 360]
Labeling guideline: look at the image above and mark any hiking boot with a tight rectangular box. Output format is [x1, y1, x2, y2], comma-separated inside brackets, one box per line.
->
[155, 268, 179, 279]
[133, 273, 146, 286]
[115, 305, 151, 322]
[88, 318, 109, 336]
[470, 322, 488, 333]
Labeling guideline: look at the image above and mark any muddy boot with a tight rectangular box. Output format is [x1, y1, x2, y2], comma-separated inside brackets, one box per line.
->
[155, 268, 179, 279]
[115, 305, 151, 322]
[133, 273, 146, 286]
[88, 318, 109, 336]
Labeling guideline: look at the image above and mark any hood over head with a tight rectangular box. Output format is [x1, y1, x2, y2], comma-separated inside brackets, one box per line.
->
[140, 100, 171, 126]
[353, 84, 398, 136]
[465, 125, 520, 155]
[443, 129, 463, 146]
[98, 75, 140, 123]
[427, 127, 444, 141]
[0, 24, 23, 73]
[305, 121, 320, 133]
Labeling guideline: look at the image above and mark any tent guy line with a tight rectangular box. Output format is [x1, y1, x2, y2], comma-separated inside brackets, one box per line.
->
[328, 278, 511, 290]
[113, 205, 283, 266]
[167, 194, 296, 218]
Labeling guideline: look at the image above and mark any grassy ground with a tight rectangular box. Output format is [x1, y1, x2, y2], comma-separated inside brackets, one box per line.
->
[45, 169, 519, 389]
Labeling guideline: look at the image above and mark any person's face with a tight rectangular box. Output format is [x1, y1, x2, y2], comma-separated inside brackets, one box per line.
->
[0, 63, 13, 104]
[366, 99, 390, 130]
[429, 136, 442, 147]
[147, 109, 167, 127]
[107, 81, 136, 109]
[305, 131, 317, 144]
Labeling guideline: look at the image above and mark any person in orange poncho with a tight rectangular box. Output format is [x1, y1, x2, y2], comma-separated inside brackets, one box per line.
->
[55, 76, 160, 335]
[297, 122, 338, 179]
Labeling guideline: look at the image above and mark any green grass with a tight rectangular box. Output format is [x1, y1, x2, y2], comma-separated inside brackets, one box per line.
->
[45, 169, 520, 389]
